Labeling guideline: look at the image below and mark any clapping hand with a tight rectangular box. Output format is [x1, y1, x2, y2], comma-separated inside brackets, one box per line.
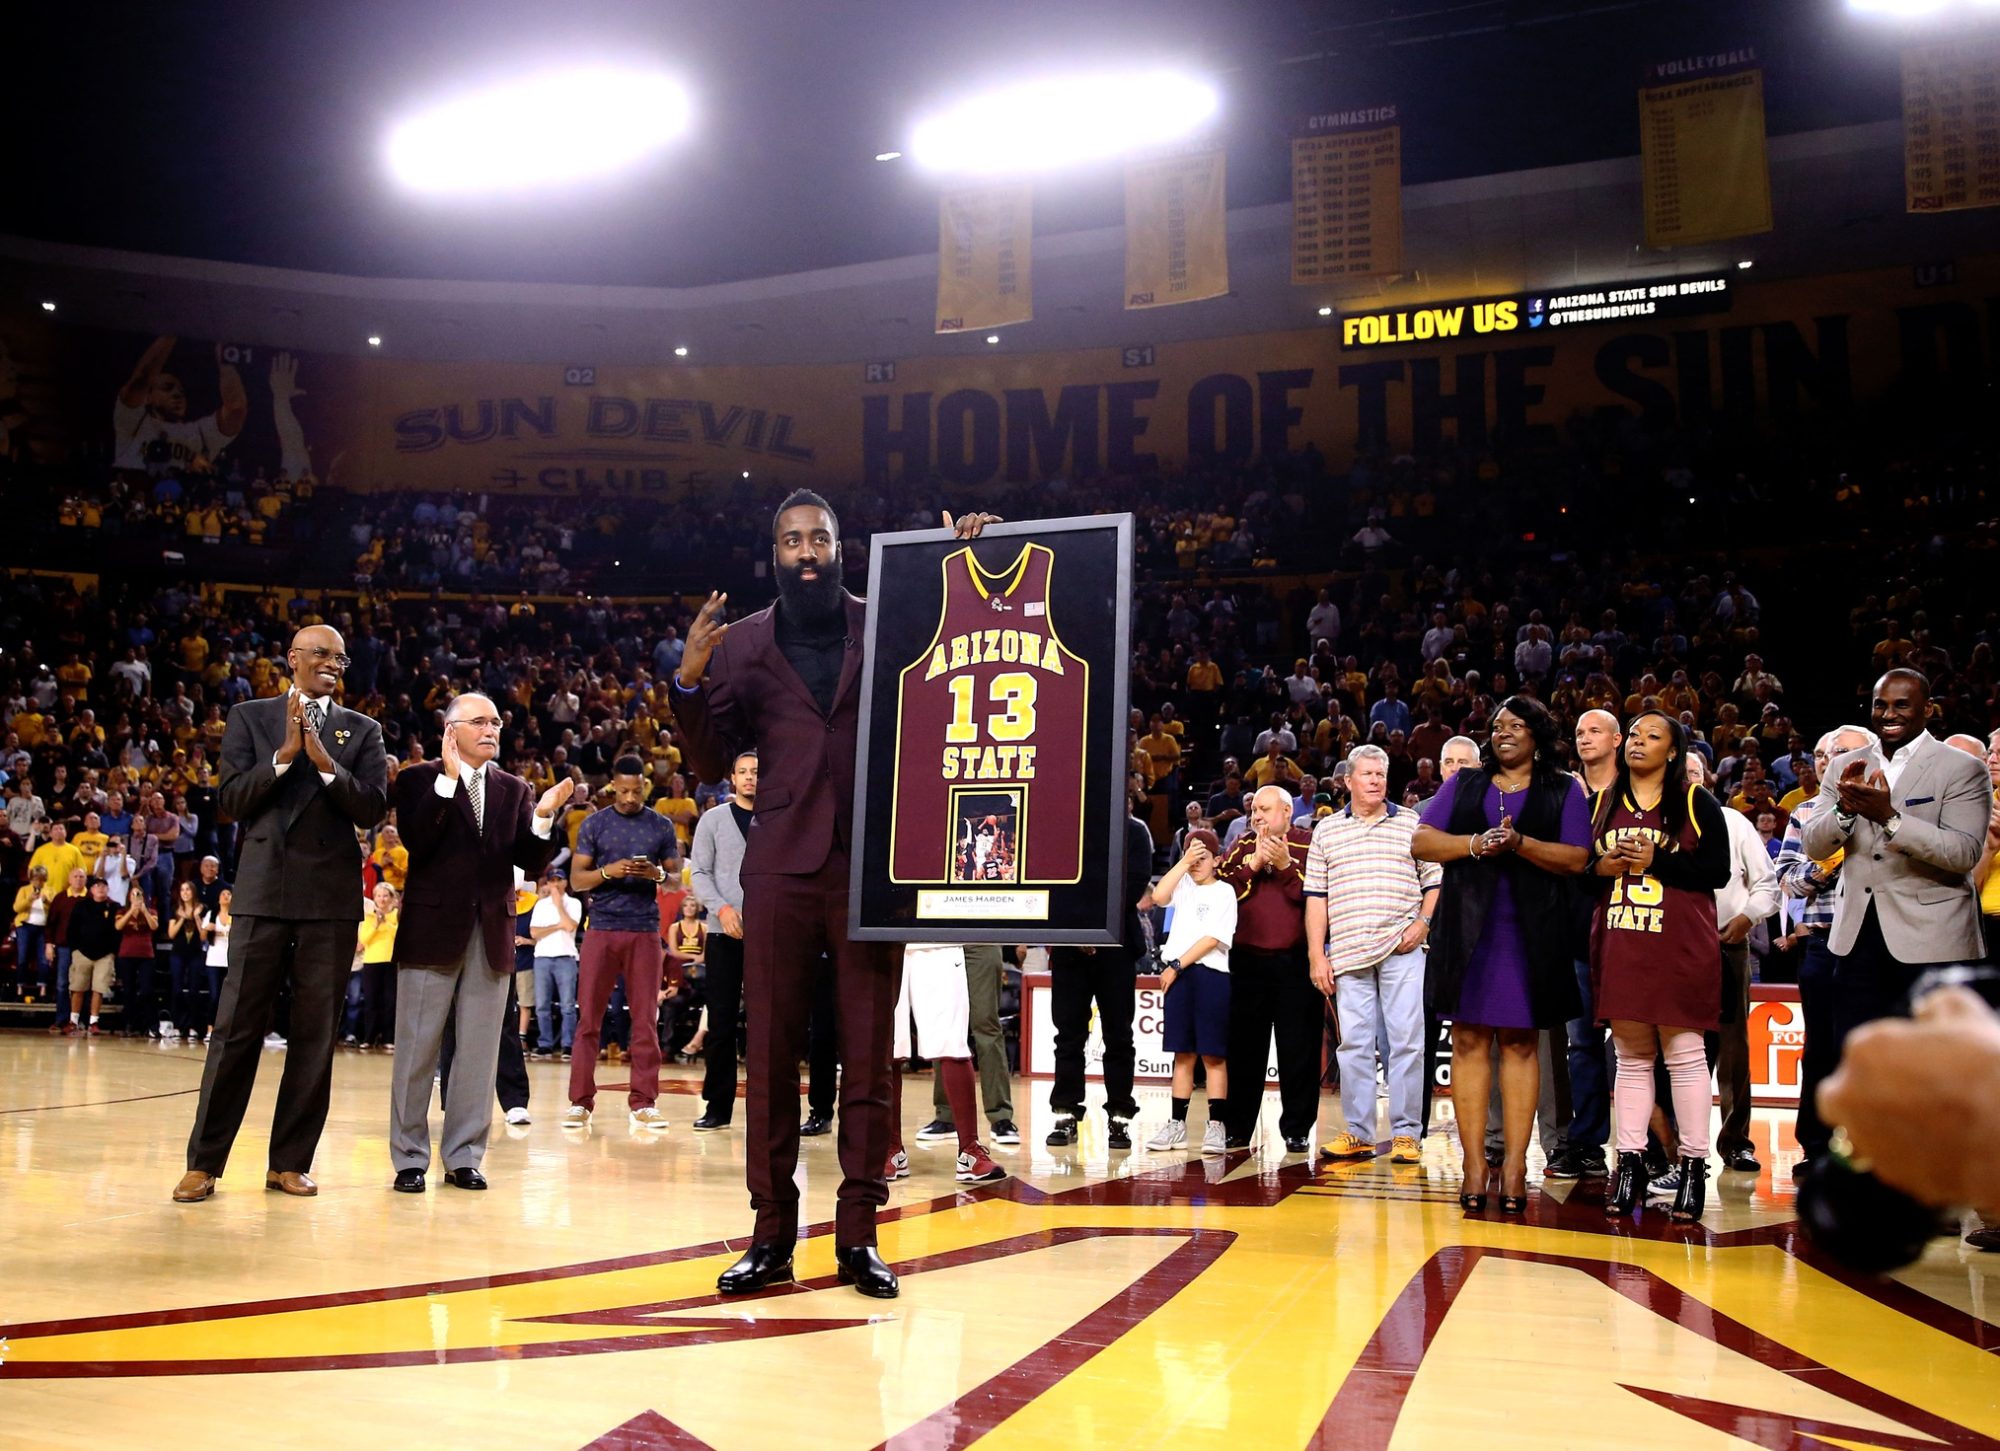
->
[1835, 760, 1893, 824]
[536, 777, 576, 819]
[1477, 814, 1519, 857]
[276, 698, 305, 765]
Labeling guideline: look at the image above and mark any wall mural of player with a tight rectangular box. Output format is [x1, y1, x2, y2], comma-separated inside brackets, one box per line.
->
[951, 789, 1021, 884]
[114, 336, 246, 475]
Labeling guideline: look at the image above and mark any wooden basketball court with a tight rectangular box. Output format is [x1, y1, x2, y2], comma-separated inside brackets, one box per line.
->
[4, 1032, 1996, 1449]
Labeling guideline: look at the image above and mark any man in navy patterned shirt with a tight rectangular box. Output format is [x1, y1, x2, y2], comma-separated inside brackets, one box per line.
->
[562, 757, 682, 1130]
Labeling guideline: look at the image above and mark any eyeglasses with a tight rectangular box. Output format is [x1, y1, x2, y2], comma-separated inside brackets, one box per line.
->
[297, 647, 352, 670]
[453, 717, 504, 730]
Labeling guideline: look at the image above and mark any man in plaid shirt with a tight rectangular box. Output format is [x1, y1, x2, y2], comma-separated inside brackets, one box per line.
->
[1774, 725, 1875, 1174]
[1306, 744, 1442, 1164]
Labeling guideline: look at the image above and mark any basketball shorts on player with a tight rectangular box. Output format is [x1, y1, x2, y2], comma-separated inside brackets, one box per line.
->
[1161, 962, 1230, 1058]
[895, 944, 970, 1060]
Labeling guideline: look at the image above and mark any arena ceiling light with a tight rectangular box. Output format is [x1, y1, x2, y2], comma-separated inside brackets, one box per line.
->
[910, 69, 1219, 174]
[1847, 0, 2000, 13]
[386, 66, 693, 195]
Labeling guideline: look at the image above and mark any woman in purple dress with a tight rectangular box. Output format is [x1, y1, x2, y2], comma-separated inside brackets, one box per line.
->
[1415, 698, 1592, 1213]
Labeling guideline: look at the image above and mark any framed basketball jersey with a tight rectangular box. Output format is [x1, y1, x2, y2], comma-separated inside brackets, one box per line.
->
[852, 515, 1133, 944]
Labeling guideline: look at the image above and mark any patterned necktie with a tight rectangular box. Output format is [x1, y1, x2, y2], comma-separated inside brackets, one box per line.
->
[305, 698, 324, 737]
[469, 768, 485, 834]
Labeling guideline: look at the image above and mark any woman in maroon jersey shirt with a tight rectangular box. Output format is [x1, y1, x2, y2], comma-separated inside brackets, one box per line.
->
[1588, 711, 1732, 1222]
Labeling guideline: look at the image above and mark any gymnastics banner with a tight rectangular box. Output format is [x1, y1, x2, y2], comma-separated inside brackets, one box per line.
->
[1639, 49, 1773, 247]
[936, 182, 1033, 334]
[1124, 148, 1229, 310]
[1290, 107, 1402, 283]
[1903, 37, 2000, 213]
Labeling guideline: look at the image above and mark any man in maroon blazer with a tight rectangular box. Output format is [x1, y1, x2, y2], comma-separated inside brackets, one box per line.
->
[386, 693, 572, 1192]
[675, 490, 993, 1299]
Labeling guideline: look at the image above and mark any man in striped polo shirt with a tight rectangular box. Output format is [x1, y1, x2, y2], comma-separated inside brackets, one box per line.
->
[1306, 744, 1442, 1163]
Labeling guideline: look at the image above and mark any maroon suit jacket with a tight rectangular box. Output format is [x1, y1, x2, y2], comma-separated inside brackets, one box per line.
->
[390, 761, 559, 971]
[674, 592, 865, 879]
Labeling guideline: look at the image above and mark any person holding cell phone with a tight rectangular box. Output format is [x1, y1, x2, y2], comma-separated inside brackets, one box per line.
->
[562, 755, 681, 1132]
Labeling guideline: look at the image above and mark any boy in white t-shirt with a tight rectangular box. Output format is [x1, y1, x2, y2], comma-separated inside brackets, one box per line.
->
[1145, 828, 1238, 1155]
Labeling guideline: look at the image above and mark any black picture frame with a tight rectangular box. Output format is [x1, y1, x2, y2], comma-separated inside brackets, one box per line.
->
[849, 513, 1133, 944]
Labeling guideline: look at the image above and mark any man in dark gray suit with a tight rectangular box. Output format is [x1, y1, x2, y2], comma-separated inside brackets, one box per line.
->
[174, 626, 388, 1202]
[1803, 668, 1988, 1148]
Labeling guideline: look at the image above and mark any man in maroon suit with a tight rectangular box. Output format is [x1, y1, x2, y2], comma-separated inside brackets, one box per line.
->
[385, 694, 572, 1192]
[674, 490, 993, 1299]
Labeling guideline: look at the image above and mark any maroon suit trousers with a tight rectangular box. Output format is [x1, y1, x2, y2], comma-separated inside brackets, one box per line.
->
[742, 852, 899, 1247]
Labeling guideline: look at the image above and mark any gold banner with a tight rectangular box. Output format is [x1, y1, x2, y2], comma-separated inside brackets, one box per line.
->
[1290, 111, 1402, 283]
[936, 182, 1033, 334]
[1124, 148, 1228, 309]
[1903, 37, 2000, 213]
[1639, 57, 1773, 246]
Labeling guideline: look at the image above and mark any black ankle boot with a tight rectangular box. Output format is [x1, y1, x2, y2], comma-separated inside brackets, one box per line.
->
[1670, 1156, 1708, 1222]
[1605, 1151, 1649, 1218]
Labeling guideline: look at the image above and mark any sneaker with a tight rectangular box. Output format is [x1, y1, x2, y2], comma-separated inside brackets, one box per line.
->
[203, 1028, 212, 1043]
[560, 1104, 592, 1129]
[914, 1118, 956, 1142]
[956, 1145, 1007, 1183]
[342, 1034, 357, 1047]
[885, 1148, 910, 1179]
[1320, 1132, 1377, 1161]
[1146, 1120, 1188, 1152]
[1647, 1168, 1683, 1198]
[1389, 1135, 1423, 1164]
[1045, 1114, 1078, 1147]
[1201, 1121, 1227, 1156]
[1107, 1118, 1132, 1151]
[86, 1023, 103, 1036]
[160, 1019, 177, 1038]
[629, 1106, 669, 1130]
[990, 1119, 1021, 1146]
[504, 1107, 531, 1126]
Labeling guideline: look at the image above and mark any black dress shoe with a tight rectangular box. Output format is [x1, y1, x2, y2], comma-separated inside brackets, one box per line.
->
[1225, 1134, 1252, 1151]
[834, 1245, 900, 1299]
[1605, 1150, 1649, 1218]
[799, 1111, 834, 1137]
[1722, 1148, 1761, 1173]
[442, 1167, 488, 1190]
[393, 1169, 426, 1194]
[691, 1113, 732, 1132]
[1284, 1134, 1311, 1155]
[717, 1242, 795, 1295]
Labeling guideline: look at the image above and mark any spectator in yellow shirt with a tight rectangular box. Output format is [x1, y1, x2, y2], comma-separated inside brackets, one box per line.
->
[653, 770, 699, 850]
[29, 825, 86, 889]
[1245, 740, 1304, 793]
[1140, 714, 1182, 789]
[370, 825, 410, 890]
[72, 812, 110, 872]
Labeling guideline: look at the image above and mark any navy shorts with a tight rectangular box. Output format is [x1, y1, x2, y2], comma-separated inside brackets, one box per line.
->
[1161, 962, 1230, 1058]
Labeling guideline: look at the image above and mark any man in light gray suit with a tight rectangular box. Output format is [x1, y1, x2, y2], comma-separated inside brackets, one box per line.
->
[1802, 669, 1987, 1122]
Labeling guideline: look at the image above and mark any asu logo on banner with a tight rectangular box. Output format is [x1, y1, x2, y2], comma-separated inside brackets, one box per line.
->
[1124, 148, 1228, 310]
[1639, 49, 1773, 247]
[1903, 36, 2000, 214]
[936, 182, 1033, 334]
[1290, 107, 1402, 283]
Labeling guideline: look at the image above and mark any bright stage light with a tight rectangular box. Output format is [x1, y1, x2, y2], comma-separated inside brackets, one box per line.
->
[673, 345, 689, 357]
[1847, 0, 2000, 13]
[387, 66, 692, 195]
[1317, 305, 1333, 317]
[367, 335, 382, 347]
[40, 300, 56, 312]
[911, 70, 1219, 173]
[985, 334, 1001, 344]
[874, 151, 903, 162]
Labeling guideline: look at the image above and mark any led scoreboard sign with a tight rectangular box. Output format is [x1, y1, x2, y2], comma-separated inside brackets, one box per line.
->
[1339, 273, 1735, 350]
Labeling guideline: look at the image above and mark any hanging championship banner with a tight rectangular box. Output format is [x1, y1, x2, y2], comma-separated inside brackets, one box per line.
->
[1639, 49, 1772, 247]
[936, 182, 1033, 334]
[1124, 147, 1228, 309]
[1903, 36, 2000, 213]
[1290, 107, 1402, 283]
[850, 515, 1133, 944]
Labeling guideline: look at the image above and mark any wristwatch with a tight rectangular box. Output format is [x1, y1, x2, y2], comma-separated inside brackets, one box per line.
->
[1882, 812, 1903, 841]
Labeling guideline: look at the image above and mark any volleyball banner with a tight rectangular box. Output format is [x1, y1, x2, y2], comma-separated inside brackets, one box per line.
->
[1290, 108, 1402, 283]
[1903, 37, 2000, 213]
[1124, 148, 1229, 310]
[1638, 50, 1772, 247]
[936, 182, 1033, 334]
